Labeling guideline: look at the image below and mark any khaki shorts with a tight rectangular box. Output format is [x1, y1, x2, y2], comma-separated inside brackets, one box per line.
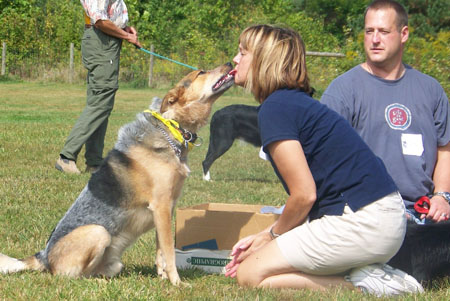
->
[276, 192, 406, 275]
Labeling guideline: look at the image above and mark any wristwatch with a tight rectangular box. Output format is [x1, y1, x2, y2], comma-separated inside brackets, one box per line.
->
[433, 192, 450, 203]
[269, 226, 280, 239]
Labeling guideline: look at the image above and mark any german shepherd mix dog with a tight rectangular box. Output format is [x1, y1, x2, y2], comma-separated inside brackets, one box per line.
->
[0, 63, 235, 286]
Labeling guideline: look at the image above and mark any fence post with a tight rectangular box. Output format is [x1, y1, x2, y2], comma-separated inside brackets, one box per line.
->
[148, 44, 154, 87]
[1, 42, 6, 76]
[305, 51, 345, 57]
[69, 43, 74, 84]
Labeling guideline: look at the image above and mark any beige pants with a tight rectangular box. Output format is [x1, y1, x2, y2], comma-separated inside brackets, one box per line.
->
[276, 192, 406, 275]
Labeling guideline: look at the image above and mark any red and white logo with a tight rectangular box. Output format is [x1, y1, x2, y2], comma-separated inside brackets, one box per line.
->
[385, 103, 411, 130]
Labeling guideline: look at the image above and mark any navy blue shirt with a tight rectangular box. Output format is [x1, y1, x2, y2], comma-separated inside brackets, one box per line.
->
[258, 88, 397, 220]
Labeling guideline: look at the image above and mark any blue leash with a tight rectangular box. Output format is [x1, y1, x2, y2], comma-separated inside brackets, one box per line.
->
[138, 47, 198, 70]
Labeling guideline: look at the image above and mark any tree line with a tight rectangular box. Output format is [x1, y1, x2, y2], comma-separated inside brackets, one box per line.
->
[0, 0, 448, 93]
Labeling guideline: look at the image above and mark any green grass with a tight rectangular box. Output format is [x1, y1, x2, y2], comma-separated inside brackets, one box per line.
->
[0, 82, 449, 300]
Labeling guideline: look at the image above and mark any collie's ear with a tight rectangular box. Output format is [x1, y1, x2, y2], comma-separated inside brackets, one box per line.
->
[160, 86, 184, 113]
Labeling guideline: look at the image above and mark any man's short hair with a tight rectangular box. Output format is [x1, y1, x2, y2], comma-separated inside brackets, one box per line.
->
[364, 0, 408, 31]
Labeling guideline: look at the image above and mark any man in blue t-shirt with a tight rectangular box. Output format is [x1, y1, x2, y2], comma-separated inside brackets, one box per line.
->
[321, 0, 450, 223]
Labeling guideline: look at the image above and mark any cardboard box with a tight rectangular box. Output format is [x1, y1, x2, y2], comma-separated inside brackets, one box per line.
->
[175, 249, 233, 274]
[175, 203, 279, 274]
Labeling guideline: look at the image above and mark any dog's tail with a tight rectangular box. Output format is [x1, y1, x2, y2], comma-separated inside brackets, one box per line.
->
[0, 253, 45, 274]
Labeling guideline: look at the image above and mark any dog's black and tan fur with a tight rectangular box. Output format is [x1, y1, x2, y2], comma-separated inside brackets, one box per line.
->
[0, 63, 235, 285]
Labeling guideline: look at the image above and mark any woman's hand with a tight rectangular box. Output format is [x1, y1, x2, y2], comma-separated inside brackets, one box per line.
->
[225, 231, 272, 278]
[225, 140, 316, 278]
[225, 234, 255, 278]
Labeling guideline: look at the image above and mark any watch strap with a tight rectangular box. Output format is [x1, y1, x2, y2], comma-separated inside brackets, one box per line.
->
[432, 192, 450, 202]
[269, 227, 280, 239]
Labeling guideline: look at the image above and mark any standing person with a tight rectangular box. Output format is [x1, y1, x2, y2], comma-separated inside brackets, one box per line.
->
[321, 0, 450, 223]
[55, 0, 142, 174]
[224, 24, 423, 296]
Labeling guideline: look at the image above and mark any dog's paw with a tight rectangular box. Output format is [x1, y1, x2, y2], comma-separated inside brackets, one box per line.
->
[178, 280, 191, 288]
[166, 270, 187, 287]
[203, 171, 211, 181]
[157, 269, 168, 280]
[155, 254, 168, 279]
[169, 276, 190, 287]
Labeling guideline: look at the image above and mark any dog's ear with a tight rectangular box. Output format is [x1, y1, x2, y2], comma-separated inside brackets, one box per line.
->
[160, 95, 174, 113]
[149, 97, 163, 111]
[160, 86, 184, 113]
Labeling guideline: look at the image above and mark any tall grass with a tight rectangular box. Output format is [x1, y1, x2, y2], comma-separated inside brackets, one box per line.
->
[0, 82, 448, 300]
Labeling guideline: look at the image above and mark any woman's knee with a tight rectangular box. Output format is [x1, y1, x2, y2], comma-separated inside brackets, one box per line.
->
[235, 240, 291, 287]
[236, 261, 263, 287]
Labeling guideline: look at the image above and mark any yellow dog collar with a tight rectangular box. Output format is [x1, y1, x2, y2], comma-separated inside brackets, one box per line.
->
[145, 110, 194, 150]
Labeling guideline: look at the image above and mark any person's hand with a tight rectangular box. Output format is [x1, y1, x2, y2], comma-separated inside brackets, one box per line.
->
[224, 234, 255, 278]
[225, 231, 272, 278]
[124, 26, 142, 48]
[421, 195, 450, 222]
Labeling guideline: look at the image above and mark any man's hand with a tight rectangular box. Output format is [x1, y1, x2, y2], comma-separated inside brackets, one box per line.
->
[421, 195, 450, 222]
[94, 20, 142, 48]
[124, 26, 142, 48]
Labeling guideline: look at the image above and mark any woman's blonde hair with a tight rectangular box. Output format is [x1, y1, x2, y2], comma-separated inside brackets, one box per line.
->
[239, 24, 310, 103]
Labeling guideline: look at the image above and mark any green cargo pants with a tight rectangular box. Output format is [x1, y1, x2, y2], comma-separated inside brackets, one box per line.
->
[60, 26, 122, 166]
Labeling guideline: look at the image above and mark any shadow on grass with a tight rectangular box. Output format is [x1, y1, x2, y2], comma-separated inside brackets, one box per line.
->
[220, 177, 278, 184]
[123, 264, 209, 280]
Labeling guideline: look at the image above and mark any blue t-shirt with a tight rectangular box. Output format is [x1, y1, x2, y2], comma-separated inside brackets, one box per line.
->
[258, 88, 397, 220]
[321, 65, 450, 209]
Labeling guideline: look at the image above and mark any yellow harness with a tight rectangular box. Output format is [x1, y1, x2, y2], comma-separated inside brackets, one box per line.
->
[144, 110, 195, 150]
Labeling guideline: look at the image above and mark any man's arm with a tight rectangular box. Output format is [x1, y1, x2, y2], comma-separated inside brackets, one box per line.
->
[320, 81, 353, 124]
[434, 142, 450, 193]
[424, 142, 450, 222]
[95, 19, 142, 48]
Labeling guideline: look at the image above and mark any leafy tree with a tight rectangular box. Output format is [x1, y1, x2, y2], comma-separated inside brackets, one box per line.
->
[0, 0, 33, 12]
[291, 0, 368, 41]
[290, 0, 450, 42]
[398, 0, 450, 36]
[0, 0, 447, 92]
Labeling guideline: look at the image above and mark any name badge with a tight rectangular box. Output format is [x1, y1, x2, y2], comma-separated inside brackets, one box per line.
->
[401, 133, 424, 156]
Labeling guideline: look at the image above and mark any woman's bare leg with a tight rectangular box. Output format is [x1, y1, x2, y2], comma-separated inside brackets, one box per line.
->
[236, 240, 354, 291]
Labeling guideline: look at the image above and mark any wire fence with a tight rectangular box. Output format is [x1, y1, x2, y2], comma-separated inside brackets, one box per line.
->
[1, 41, 344, 88]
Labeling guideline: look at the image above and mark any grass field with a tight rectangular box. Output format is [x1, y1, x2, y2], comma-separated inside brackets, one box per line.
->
[0, 82, 448, 300]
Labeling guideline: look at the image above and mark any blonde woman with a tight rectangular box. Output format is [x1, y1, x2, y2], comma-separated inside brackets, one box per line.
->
[224, 24, 423, 297]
